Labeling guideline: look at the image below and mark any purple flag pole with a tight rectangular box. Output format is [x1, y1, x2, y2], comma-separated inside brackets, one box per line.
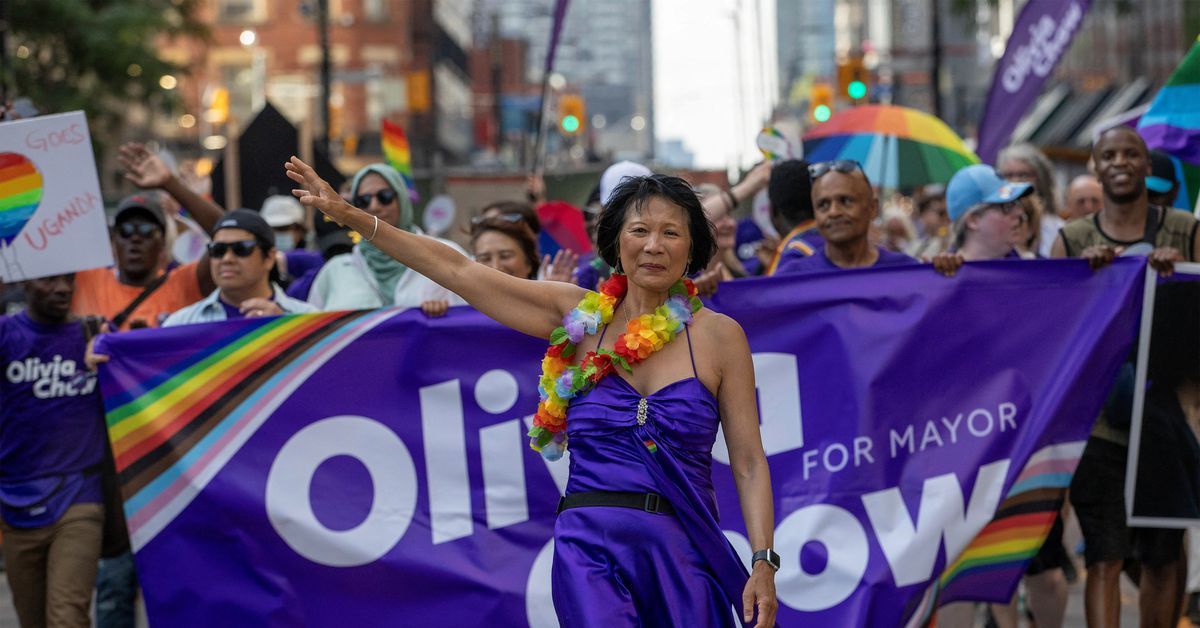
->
[975, 0, 1092, 165]
[531, 0, 571, 174]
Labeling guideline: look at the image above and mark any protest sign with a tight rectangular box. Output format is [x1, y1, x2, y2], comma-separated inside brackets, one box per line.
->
[0, 111, 112, 281]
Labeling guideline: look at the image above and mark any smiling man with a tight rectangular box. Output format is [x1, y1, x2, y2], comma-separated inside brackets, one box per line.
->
[162, 210, 315, 326]
[1050, 125, 1200, 628]
[1052, 126, 1199, 270]
[774, 160, 916, 274]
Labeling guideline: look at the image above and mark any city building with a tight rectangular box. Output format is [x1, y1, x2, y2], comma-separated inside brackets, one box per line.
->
[158, 0, 475, 169]
[484, 0, 656, 161]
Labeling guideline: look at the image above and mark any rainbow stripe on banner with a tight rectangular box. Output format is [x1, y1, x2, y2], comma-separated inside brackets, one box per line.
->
[103, 309, 399, 551]
[381, 118, 416, 200]
[900, 441, 1085, 627]
[937, 441, 1084, 604]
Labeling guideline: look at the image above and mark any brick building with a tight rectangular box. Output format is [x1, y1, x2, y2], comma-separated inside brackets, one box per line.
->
[159, 0, 475, 168]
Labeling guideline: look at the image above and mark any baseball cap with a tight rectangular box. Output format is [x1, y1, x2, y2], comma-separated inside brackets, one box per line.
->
[212, 209, 275, 247]
[1147, 150, 1178, 195]
[946, 164, 1034, 223]
[314, 212, 356, 258]
[599, 161, 653, 206]
[260, 195, 305, 228]
[113, 194, 168, 230]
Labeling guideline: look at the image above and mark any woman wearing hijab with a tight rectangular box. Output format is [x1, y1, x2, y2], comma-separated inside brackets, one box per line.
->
[307, 164, 467, 316]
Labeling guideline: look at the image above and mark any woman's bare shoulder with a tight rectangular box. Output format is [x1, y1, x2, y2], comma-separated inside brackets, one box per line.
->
[691, 308, 747, 346]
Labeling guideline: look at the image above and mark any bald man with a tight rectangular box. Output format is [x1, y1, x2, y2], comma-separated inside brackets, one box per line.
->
[1064, 174, 1103, 221]
[774, 160, 916, 273]
[1051, 125, 1199, 628]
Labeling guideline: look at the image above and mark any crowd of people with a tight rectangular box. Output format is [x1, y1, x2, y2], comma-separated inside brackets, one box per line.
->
[0, 115, 1197, 627]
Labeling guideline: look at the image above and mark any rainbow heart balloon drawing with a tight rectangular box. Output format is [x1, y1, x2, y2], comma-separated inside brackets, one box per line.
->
[0, 152, 43, 278]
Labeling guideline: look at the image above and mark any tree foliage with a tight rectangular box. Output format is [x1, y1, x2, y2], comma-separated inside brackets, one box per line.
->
[6, 0, 207, 131]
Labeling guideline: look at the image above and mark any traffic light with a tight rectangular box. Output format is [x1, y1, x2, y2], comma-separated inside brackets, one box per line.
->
[559, 94, 585, 136]
[810, 84, 834, 123]
[838, 56, 869, 104]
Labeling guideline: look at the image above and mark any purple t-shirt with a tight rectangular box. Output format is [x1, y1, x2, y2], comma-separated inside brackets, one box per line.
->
[285, 249, 324, 281]
[775, 245, 918, 275]
[0, 313, 104, 507]
[219, 299, 246, 320]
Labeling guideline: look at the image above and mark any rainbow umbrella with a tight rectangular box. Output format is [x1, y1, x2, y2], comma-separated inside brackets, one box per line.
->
[802, 105, 980, 189]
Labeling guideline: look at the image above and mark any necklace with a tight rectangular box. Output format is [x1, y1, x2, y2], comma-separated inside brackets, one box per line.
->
[529, 274, 702, 461]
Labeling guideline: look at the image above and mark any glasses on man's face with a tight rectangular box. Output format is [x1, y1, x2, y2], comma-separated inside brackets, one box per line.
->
[471, 213, 525, 226]
[207, 240, 259, 258]
[115, 221, 162, 240]
[808, 160, 864, 180]
[353, 188, 397, 209]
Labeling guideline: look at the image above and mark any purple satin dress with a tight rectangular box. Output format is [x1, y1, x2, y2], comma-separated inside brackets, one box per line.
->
[552, 326, 750, 627]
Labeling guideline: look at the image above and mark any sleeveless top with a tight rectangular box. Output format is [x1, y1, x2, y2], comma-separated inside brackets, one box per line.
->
[1059, 205, 1198, 259]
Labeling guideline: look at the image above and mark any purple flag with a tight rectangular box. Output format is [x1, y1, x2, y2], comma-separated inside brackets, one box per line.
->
[976, 0, 1092, 164]
[97, 260, 1143, 626]
[543, 0, 571, 75]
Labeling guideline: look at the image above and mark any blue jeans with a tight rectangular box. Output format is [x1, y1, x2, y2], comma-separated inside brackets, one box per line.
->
[95, 551, 138, 628]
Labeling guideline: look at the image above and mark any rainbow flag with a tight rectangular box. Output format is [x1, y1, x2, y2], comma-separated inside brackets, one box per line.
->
[101, 309, 398, 550]
[381, 118, 417, 202]
[1138, 35, 1200, 211]
[0, 152, 43, 245]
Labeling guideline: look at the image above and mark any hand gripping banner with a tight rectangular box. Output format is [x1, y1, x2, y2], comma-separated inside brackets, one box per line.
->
[96, 259, 1144, 626]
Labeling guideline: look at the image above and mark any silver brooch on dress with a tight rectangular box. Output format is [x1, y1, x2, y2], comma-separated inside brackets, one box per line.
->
[636, 398, 649, 425]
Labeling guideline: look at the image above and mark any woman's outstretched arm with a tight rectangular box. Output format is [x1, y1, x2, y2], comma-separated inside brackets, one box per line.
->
[286, 156, 586, 338]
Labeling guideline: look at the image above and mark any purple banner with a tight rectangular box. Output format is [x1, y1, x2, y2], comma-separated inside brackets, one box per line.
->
[976, 0, 1091, 164]
[97, 259, 1144, 626]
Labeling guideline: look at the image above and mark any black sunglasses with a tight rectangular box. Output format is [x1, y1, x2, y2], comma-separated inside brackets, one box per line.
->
[353, 188, 397, 209]
[808, 160, 864, 180]
[207, 240, 259, 258]
[115, 221, 162, 239]
[471, 213, 526, 225]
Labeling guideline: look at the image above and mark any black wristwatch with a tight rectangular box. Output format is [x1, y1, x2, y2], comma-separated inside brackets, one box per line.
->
[752, 548, 780, 571]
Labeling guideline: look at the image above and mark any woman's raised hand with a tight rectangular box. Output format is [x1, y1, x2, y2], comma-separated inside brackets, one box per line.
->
[285, 156, 355, 226]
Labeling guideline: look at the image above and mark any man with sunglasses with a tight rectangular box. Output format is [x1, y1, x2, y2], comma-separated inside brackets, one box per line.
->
[775, 160, 916, 274]
[163, 210, 315, 326]
[70, 143, 225, 330]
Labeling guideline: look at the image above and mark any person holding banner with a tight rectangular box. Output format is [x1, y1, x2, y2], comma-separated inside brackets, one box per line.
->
[0, 274, 107, 628]
[1052, 125, 1200, 628]
[286, 157, 779, 627]
[305, 163, 468, 318]
[774, 160, 916, 274]
[933, 165, 1072, 628]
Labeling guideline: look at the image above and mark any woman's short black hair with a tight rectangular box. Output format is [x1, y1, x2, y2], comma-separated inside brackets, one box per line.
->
[596, 174, 716, 276]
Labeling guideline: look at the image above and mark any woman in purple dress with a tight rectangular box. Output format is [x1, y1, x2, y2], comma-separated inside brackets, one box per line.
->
[287, 158, 778, 627]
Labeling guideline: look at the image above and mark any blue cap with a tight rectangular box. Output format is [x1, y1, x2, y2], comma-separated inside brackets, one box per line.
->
[1147, 150, 1178, 195]
[946, 164, 1034, 223]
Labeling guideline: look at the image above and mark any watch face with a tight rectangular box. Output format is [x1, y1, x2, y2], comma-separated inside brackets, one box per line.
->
[754, 549, 780, 570]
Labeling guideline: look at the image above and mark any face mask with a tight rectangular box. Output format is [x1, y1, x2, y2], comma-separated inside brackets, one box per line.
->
[275, 232, 296, 252]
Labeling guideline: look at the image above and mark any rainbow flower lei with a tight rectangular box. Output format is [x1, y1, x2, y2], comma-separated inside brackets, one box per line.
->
[529, 274, 703, 461]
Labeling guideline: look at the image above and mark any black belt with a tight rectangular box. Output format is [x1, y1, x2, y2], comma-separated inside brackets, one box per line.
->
[557, 491, 675, 516]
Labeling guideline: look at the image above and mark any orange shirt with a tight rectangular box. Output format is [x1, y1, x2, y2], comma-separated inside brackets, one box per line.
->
[71, 262, 203, 330]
